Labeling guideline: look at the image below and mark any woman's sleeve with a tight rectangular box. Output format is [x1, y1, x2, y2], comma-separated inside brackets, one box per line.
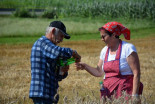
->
[126, 43, 137, 58]
[100, 46, 107, 60]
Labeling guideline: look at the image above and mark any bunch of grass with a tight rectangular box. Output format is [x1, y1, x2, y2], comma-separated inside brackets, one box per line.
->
[62, 89, 148, 104]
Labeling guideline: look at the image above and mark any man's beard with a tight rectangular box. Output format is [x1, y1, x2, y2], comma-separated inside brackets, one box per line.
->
[54, 37, 61, 44]
[55, 38, 60, 43]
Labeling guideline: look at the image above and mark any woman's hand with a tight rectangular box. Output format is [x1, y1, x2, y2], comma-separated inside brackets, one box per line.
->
[75, 62, 85, 71]
[75, 59, 104, 77]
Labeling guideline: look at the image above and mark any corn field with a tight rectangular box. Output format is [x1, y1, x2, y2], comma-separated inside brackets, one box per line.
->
[62, 0, 155, 20]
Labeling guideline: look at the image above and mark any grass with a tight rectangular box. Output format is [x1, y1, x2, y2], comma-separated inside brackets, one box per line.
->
[0, 17, 155, 44]
[0, 38, 155, 103]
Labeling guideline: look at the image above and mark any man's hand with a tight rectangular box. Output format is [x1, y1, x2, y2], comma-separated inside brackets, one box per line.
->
[72, 50, 81, 62]
[61, 65, 70, 73]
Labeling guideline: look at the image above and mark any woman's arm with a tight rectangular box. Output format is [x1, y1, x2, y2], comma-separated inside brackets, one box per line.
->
[127, 52, 140, 96]
[75, 59, 104, 77]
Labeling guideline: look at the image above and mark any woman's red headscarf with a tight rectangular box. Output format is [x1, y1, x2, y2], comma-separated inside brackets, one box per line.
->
[100, 21, 130, 40]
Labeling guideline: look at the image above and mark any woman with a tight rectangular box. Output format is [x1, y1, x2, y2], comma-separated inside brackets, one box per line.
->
[76, 21, 143, 100]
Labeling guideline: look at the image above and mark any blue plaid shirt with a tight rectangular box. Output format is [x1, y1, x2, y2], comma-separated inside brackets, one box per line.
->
[29, 36, 73, 101]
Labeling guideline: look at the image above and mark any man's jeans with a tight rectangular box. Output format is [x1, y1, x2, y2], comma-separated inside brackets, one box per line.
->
[32, 96, 59, 104]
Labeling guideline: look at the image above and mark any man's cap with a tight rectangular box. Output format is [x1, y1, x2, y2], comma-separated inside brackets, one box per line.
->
[49, 21, 70, 39]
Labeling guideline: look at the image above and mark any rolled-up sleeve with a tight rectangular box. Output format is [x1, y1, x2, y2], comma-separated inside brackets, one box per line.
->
[42, 42, 73, 59]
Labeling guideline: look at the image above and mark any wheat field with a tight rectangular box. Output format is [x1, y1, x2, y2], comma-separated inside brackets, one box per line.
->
[0, 37, 155, 104]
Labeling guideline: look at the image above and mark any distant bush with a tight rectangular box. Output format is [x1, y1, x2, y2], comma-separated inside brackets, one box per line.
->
[42, 8, 58, 19]
[13, 8, 37, 18]
[13, 8, 31, 18]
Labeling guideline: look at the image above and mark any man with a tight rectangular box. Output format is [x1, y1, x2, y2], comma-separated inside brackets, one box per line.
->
[29, 21, 81, 104]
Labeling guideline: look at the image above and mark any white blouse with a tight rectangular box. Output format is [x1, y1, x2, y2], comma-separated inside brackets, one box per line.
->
[100, 41, 137, 76]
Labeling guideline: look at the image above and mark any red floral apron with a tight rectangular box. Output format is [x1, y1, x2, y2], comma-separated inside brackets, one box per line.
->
[101, 40, 143, 98]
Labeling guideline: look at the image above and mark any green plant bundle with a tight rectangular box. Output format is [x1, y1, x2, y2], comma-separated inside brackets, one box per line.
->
[57, 58, 76, 67]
